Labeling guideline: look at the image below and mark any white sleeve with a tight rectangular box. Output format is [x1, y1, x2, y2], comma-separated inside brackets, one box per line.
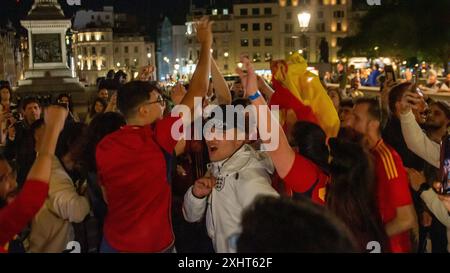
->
[399, 110, 440, 168]
[421, 189, 450, 228]
[182, 186, 208, 223]
[50, 178, 90, 223]
[236, 171, 279, 209]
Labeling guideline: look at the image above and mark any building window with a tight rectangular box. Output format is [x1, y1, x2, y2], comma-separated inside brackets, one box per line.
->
[285, 37, 295, 48]
[253, 53, 261, 63]
[224, 64, 229, 70]
[105, 15, 110, 20]
[134, 46, 139, 53]
[93, 60, 97, 68]
[83, 47, 87, 55]
[124, 46, 129, 53]
[240, 9, 248, 16]
[115, 47, 119, 53]
[91, 35, 95, 41]
[241, 39, 249, 47]
[92, 47, 96, 55]
[265, 52, 272, 62]
[101, 35, 105, 40]
[84, 60, 88, 70]
[253, 23, 260, 31]
[316, 23, 325, 32]
[286, 12, 292, 19]
[337, 22, 342, 31]
[265, 38, 273, 46]
[212, 9, 218, 15]
[318, 11, 324, 19]
[91, 15, 95, 20]
[223, 9, 229, 15]
[337, 0, 342, 4]
[285, 23, 293, 33]
[264, 8, 272, 15]
[241, 24, 248, 32]
[253, 39, 261, 47]
[125, 58, 130, 66]
[264, 23, 272, 31]
[101, 47, 106, 54]
[333, 11, 345, 18]
[252, 8, 260, 16]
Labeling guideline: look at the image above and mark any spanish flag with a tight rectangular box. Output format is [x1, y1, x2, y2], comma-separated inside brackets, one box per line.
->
[269, 53, 340, 138]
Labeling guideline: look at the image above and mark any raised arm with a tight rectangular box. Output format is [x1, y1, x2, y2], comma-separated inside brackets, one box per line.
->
[28, 106, 67, 182]
[180, 17, 213, 115]
[211, 57, 232, 105]
[399, 93, 440, 168]
[237, 58, 296, 178]
[0, 106, 67, 247]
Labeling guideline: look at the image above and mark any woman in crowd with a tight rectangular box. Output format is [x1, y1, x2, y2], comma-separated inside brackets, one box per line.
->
[85, 98, 107, 125]
[327, 137, 389, 252]
[0, 106, 67, 252]
[56, 93, 80, 123]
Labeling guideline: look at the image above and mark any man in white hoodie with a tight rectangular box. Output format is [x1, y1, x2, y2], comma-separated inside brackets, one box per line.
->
[183, 104, 279, 253]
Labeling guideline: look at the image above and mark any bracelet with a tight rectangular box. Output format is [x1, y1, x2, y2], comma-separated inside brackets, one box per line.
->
[248, 91, 262, 101]
[416, 182, 430, 196]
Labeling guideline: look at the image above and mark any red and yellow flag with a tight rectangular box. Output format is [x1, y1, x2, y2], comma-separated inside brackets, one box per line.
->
[270, 53, 340, 138]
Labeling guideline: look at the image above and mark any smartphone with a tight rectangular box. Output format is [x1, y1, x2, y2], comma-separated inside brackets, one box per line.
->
[440, 135, 450, 195]
[385, 65, 396, 82]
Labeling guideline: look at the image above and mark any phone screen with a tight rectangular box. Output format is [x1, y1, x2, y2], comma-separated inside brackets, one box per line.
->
[441, 135, 450, 194]
[385, 65, 396, 82]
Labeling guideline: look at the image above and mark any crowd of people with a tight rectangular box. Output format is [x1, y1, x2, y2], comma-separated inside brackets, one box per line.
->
[1, 16, 450, 253]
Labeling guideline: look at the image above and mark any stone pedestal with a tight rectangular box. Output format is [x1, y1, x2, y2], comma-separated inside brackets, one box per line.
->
[17, 0, 85, 99]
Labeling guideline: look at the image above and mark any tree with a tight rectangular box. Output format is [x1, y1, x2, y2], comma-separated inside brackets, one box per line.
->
[339, 0, 450, 73]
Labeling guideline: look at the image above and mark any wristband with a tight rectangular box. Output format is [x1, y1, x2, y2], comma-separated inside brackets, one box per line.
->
[248, 91, 262, 101]
[416, 182, 430, 196]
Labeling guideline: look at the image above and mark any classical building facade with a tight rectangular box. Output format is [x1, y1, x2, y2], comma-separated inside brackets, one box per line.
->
[72, 6, 156, 85]
[182, 0, 354, 77]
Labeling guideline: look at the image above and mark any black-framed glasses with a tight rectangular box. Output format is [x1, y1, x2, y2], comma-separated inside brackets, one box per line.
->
[143, 96, 166, 107]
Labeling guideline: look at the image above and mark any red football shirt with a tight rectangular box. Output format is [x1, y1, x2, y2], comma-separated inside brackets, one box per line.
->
[0, 179, 48, 253]
[283, 153, 328, 205]
[371, 139, 413, 253]
[96, 116, 179, 252]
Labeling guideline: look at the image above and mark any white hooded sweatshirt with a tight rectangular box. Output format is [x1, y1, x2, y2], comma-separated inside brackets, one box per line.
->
[183, 144, 279, 253]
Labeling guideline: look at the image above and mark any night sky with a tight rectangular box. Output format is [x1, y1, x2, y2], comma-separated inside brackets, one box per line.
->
[0, 0, 218, 39]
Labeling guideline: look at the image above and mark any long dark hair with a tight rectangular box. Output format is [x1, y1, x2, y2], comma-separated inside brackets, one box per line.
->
[71, 112, 126, 173]
[56, 93, 74, 113]
[89, 98, 107, 118]
[327, 137, 389, 252]
[292, 121, 329, 173]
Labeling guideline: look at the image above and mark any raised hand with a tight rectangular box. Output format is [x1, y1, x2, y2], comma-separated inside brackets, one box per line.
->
[195, 16, 213, 47]
[44, 105, 68, 133]
[138, 65, 155, 82]
[171, 83, 187, 105]
[236, 55, 258, 97]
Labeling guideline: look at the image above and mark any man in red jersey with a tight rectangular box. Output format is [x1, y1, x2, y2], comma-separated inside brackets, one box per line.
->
[352, 97, 418, 253]
[96, 17, 213, 253]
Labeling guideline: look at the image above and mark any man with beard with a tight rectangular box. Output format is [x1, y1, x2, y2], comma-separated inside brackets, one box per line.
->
[404, 100, 450, 252]
[400, 95, 449, 169]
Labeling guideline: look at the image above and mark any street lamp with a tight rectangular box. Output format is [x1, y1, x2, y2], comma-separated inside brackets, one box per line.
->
[297, 12, 311, 60]
[147, 53, 152, 59]
[224, 52, 229, 58]
[297, 12, 311, 32]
